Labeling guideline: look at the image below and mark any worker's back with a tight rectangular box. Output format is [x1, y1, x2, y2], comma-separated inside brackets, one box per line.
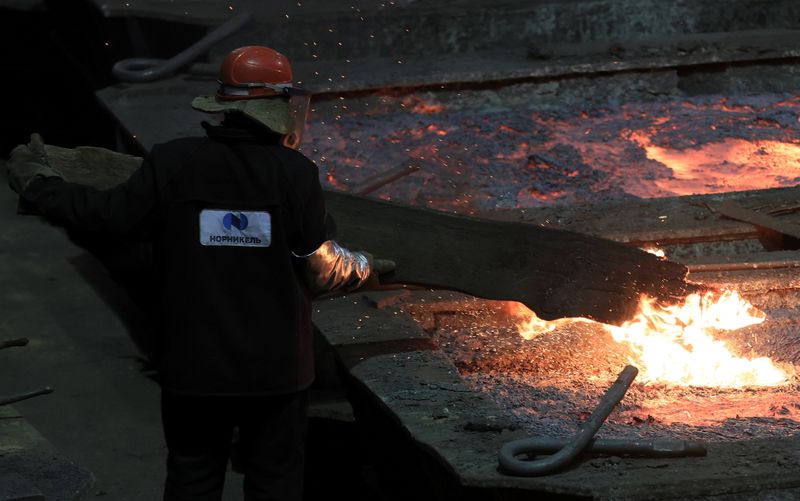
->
[147, 120, 326, 396]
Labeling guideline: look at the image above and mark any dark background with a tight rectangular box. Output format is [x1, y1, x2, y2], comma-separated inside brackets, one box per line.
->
[0, 3, 381, 499]
[0, 0, 209, 156]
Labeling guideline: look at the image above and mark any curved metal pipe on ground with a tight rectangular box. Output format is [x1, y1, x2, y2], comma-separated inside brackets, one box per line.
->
[503, 437, 707, 458]
[112, 12, 252, 83]
[498, 365, 639, 476]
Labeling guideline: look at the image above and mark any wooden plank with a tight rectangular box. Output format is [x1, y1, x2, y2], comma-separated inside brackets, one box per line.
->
[325, 190, 691, 324]
[38, 145, 692, 324]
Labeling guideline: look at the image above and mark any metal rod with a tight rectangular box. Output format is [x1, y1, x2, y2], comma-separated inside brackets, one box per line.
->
[0, 387, 54, 406]
[768, 205, 800, 216]
[0, 337, 29, 350]
[502, 437, 706, 458]
[687, 260, 800, 272]
[498, 365, 639, 476]
[352, 161, 421, 195]
[529, 153, 573, 172]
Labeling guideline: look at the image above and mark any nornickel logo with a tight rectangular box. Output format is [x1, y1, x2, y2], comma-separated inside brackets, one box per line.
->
[200, 209, 268, 247]
[222, 212, 248, 231]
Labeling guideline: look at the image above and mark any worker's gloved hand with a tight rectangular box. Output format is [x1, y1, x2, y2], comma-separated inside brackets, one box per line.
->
[302, 240, 396, 294]
[6, 133, 62, 194]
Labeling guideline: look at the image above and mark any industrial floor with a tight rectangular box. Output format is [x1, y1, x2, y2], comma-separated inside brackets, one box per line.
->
[0, 165, 378, 500]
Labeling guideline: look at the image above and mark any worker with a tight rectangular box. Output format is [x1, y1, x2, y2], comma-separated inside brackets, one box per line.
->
[6, 45, 394, 501]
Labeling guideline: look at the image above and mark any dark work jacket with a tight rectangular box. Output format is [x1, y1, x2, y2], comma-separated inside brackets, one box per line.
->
[22, 123, 327, 396]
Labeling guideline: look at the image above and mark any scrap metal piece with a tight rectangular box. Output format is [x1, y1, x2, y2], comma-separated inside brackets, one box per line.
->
[498, 365, 639, 476]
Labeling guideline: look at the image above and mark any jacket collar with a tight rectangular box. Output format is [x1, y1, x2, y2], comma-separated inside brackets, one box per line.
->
[201, 120, 281, 145]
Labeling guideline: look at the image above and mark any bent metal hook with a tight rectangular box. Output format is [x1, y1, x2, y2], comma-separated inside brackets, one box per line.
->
[112, 11, 253, 83]
[498, 364, 640, 476]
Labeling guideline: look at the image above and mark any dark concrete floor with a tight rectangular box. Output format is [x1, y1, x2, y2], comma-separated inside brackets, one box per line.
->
[0, 166, 166, 498]
[0, 164, 377, 500]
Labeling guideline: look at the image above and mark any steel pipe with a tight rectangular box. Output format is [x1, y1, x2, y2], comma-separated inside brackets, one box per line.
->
[112, 12, 253, 83]
[687, 260, 800, 272]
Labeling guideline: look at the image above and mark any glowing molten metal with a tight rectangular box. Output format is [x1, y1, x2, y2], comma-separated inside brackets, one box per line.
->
[629, 131, 800, 197]
[517, 290, 788, 388]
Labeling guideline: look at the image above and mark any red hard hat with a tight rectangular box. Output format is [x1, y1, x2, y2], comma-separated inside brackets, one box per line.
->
[216, 46, 293, 101]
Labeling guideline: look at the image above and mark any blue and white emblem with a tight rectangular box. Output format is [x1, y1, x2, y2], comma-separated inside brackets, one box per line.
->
[222, 212, 248, 231]
[200, 209, 271, 247]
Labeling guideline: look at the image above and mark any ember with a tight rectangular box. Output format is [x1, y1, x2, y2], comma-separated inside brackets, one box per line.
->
[640, 245, 666, 258]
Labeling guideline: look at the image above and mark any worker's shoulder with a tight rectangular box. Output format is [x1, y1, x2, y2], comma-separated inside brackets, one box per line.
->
[266, 146, 321, 188]
[266, 145, 318, 172]
[150, 136, 207, 157]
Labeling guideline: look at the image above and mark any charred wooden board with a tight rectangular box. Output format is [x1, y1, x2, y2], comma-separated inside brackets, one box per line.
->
[37, 145, 690, 324]
[325, 190, 690, 324]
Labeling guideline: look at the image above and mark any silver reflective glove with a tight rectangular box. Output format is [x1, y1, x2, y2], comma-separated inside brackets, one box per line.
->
[6, 133, 63, 194]
[302, 240, 372, 294]
[301, 240, 397, 295]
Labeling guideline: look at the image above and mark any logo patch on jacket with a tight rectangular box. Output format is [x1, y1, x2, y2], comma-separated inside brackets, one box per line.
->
[200, 209, 271, 247]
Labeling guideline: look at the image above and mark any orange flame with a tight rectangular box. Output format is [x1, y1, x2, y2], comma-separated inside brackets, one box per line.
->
[516, 310, 594, 339]
[640, 245, 666, 258]
[606, 291, 787, 387]
[516, 290, 788, 388]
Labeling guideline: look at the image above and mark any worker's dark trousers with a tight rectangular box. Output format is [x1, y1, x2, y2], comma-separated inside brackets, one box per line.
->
[161, 389, 308, 501]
